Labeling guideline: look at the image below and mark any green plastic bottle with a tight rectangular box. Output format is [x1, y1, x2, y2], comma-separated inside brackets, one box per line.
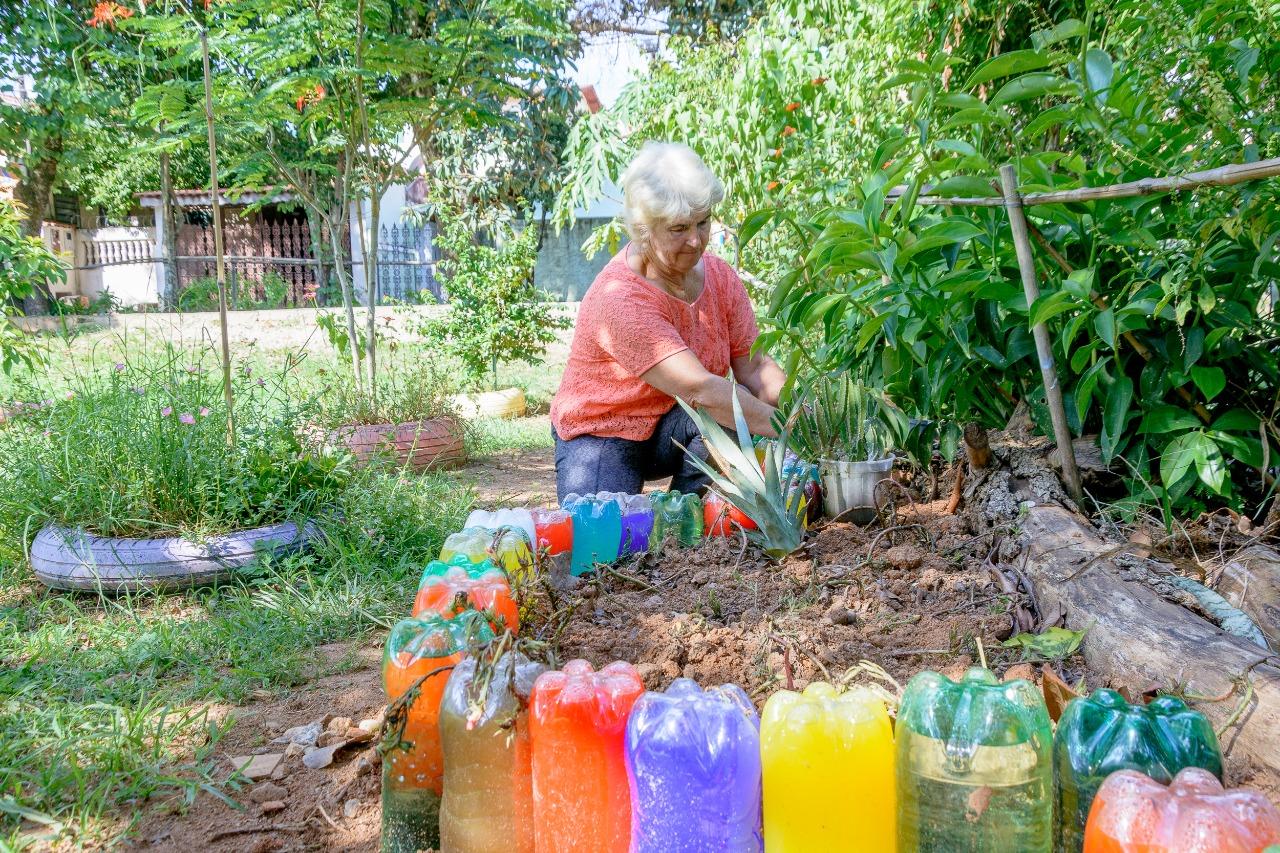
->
[1053, 688, 1222, 852]
[649, 491, 704, 547]
[897, 667, 1053, 852]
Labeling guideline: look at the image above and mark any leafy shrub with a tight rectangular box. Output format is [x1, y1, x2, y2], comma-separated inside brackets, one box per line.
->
[0, 348, 348, 541]
[0, 199, 63, 372]
[311, 360, 458, 428]
[177, 271, 291, 312]
[421, 213, 570, 389]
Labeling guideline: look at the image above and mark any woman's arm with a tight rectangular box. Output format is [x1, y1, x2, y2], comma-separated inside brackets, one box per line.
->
[730, 350, 787, 407]
[641, 350, 779, 438]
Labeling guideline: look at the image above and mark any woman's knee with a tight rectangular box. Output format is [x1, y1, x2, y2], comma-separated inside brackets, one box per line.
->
[554, 433, 645, 501]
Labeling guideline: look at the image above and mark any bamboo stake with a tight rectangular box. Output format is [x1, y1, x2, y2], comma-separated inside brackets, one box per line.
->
[890, 156, 1280, 209]
[1000, 164, 1083, 505]
[200, 25, 235, 444]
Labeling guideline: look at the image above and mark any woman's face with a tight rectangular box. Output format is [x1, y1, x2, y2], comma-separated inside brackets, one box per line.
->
[647, 213, 712, 274]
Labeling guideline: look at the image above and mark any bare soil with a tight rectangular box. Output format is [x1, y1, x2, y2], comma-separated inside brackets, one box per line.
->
[122, 485, 1099, 851]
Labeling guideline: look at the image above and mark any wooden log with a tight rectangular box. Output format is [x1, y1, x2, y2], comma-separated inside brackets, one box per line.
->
[1019, 504, 1280, 788]
[1218, 545, 1280, 651]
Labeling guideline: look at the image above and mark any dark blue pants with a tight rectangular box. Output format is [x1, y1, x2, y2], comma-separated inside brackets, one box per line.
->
[553, 405, 712, 503]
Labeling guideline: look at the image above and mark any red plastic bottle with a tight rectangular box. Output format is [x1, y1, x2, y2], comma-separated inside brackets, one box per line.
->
[412, 565, 520, 633]
[531, 507, 574, 556]
[704, 490, 758, 537]
[1085, 767, 1280, 852]
[530, 659, 644, 853]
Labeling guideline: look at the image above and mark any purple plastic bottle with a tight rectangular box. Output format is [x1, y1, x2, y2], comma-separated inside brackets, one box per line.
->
[598, 492, 655, 555]
[624, 678, 763, 853]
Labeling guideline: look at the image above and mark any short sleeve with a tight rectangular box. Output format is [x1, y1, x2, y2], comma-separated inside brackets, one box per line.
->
[723, 265, 760, 358]
[590, 279, 689, 377]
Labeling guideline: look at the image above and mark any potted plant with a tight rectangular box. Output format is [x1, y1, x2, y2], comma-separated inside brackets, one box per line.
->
[419, 211, 569, 419]
[317, 363, 466, 472]
[789, 372, 905, 523]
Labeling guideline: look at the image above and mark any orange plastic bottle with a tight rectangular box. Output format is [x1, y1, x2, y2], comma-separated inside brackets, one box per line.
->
[1084, 767, 1280, 853]
[412, 565, 520, 633]
[530, 659, 644, 853]
[381, 611, 493, 852]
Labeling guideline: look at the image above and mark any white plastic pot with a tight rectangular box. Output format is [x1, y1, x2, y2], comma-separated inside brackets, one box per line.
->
[821, 455, 895, 523]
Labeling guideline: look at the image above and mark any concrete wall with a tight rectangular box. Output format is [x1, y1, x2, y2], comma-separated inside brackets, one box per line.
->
[531, 218, 615, 301]
[77, 226, 160, 308]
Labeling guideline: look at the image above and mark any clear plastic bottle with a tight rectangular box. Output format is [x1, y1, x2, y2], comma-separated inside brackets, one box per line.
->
[439, 651, 548, 853]
[897, 667, 1053, 852]
[761, 682, 895, 852]
[465, 509, 537, 554]
[625, 679, 762, 852]
[649, 491, 704, 546]
[381, 611, 493, 852]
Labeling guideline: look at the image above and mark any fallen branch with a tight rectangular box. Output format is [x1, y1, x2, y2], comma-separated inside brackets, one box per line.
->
[208, 824, 308, 842]
[945, 465, 965, 514]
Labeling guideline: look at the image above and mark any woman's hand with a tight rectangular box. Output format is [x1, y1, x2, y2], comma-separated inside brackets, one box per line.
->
[642, 350, 779, 437]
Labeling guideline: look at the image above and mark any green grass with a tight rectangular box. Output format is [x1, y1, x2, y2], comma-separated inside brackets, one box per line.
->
[466, 416, 554, 457]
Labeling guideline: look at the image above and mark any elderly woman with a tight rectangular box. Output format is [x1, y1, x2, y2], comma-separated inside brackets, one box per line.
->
[550, 142, 787, 501]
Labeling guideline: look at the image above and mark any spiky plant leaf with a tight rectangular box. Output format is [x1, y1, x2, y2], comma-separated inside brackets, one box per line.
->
[675, 382, 805, 561]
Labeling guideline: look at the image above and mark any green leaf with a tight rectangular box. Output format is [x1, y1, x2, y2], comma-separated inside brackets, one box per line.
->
[1028, 290, 1079, 327]
[966, 50, 1058, 89]
[1190, 366, 1226, 401]
[738, 208, 777, 246]
[1002, 626, 1086, 660]
[1094, 308, 1116, 349]
[1084, 49, 1114, 97]
[989, 73, 1072, 107]
[1160, 432, 1201, 495]
[1031, 19, 1086, 49]
[1139, 406, 1201, 434]
[930, 176, 999, 198]
[1101, 376, 1133, 463]
[1193, 435, 1226, 493]
[1211, 409, 1260, 433]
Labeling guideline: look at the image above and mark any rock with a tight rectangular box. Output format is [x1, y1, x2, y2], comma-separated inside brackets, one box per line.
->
[343, 799, 361, 819]
[283, 742, 306, 760]
[1003, 663, 1036, 684]
[326, 716, 354, 734]
[826, 606, 859, 626]
[316, 730, 346, 748]
[642, 595, 663, 610]
[344, 726, 374, 744]
[249, 782, 288, 803]
[271, 720, 322, 747]
[230, 753, 283, 781]
[260, 801, 286, 815]
[302, 742, 346, 770]
[634, 662, 663, 689]
[357, 711, 385, 734]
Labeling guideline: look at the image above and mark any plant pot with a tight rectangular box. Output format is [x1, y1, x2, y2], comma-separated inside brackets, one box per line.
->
[451, 387, 527, 420]
[821, 455, 895, 523]
[329, 417, 467, 472]
[30, 519, 319, 592]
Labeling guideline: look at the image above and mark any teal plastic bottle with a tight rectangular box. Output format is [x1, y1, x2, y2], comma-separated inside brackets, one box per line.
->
[1053, 688, 1222, 852]
[563, 494, 623, 575]
[897, 667, 1053, 852]
[649, 491, 704, 546]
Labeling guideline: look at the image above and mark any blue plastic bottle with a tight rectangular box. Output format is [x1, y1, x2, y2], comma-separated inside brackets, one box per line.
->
[598, 492, 655, 555]
[563, 493, 623, 576]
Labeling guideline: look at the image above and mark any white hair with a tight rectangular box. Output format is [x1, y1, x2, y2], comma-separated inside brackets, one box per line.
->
[620, 142, 725, 249]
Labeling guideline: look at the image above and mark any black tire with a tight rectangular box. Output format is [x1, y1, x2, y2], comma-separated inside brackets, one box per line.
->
[29, 520, 318, 592]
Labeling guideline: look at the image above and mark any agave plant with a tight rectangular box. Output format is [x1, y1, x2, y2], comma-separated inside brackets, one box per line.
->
[675, 382, 806, 561]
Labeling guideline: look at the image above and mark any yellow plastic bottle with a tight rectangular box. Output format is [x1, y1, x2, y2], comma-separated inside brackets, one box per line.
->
[761, 682, 896, 852]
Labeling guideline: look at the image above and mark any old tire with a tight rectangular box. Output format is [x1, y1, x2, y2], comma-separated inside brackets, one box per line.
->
[330, 417, 466, 472]
[30, 519, 318, 592]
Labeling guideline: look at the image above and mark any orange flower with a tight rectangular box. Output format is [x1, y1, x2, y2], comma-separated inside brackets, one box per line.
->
[811, 76, 828, 86]
[767, 181, 780, 191]
[295, 84, 327, 112]
[772, 147, 783, 158]
[781, 125, 796, 137]
[87, 2, 133, 28]
[785, 102, 802, 112]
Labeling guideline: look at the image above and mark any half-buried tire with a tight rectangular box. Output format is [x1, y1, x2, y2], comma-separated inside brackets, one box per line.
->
[30, 520, 319, 592]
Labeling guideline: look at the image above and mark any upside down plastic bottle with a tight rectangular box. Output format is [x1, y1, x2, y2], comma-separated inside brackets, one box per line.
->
[530, 507, 573, 556]
[412, 564, 520, 633]
[897, 667, 1053, 852]
[441, 525, 533, 579]
[419, 553, 505, 583]
[439, 650, 548, 853]
[649, 491, 704, 546]
[761, 682, 895, 852]
[381, 610, 494, 852]
[598, 492, 656, 555]
[1084, 767, 1280, 852]
[465, 508, 537, 555]
[1054, 689, 1223, 852]
[704, 490, 758, 537]
[563, 494, 623, 575]
[440, 526, 491, 564]
[625, 679, 762, 852]
[530, 659, 644, 853]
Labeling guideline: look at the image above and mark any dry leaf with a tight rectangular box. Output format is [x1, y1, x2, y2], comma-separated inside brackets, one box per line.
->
[1127, 529, 1153, 560]
[965, 786, 993, 822]
[1042, 667, 1082, 722]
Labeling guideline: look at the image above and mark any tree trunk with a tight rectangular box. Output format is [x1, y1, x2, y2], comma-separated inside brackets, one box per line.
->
[159, 150, 179, 311]
[13, 154, 60, 315]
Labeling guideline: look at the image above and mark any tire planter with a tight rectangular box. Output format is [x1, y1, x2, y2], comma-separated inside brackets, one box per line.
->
[30, 519, 318, 592]
[329, 417, 467, 472]
[451, 387, 527, 420]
